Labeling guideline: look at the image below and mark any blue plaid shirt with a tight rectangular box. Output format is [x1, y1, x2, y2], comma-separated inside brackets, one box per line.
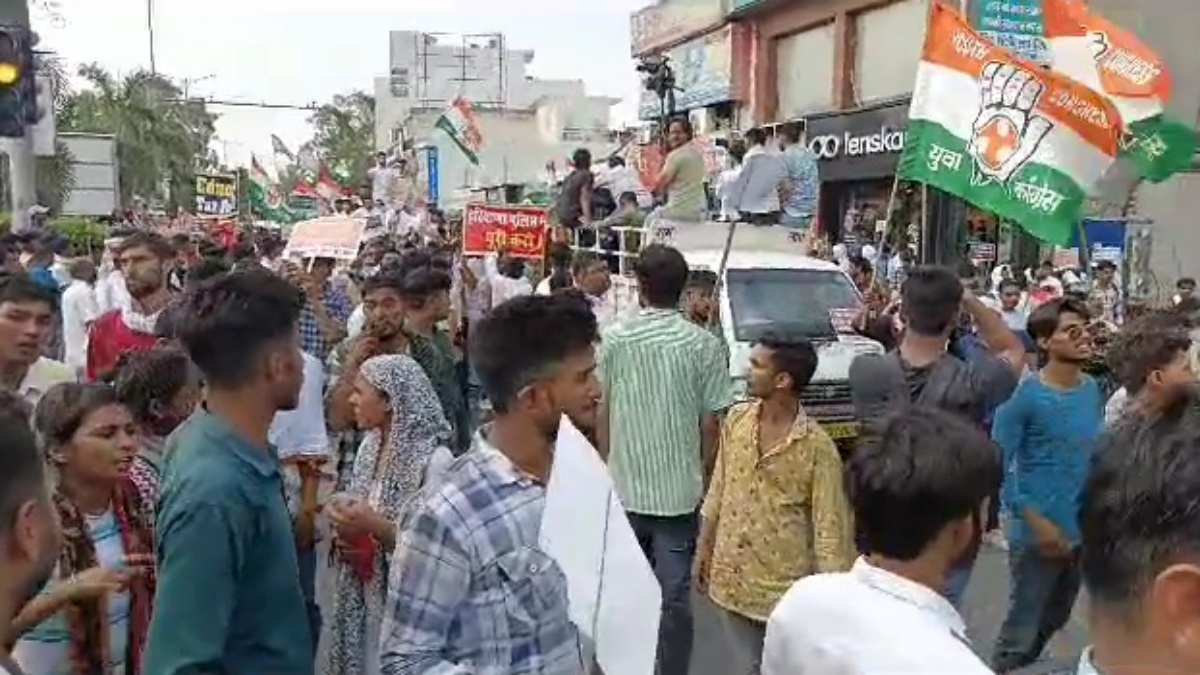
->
[298, 282, 353, 357]
[782, 144, 819, 219]
[380, 437, 587, 675]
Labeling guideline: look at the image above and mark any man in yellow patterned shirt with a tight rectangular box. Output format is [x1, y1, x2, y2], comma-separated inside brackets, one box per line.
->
[693, 334, 854, 674]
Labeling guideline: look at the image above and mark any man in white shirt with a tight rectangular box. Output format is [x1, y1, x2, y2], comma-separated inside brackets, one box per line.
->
[0, 275, 75, 408]
[762, 406, 1000, 674]
[568, 252, 616, 330]
[715, 142, 747, 221]
[727, 127, 787, 225]
[602, 156, 653, 210]
[60, 259, 100, 378]
[268, 350, 331, 651]
[369, 152, 400, 206]
[486, 253, 533, 306]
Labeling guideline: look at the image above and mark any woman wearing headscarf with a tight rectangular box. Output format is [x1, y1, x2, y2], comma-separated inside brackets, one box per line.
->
[13, 383, 155, 675]
[321, 354, 454, 675]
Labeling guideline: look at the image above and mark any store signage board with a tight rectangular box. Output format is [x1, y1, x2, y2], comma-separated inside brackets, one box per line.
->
[974, 0, 1048, 64]
[636, 25, 742, 119]
[630, 0, 725, 56]
[804, 99, 910, 182]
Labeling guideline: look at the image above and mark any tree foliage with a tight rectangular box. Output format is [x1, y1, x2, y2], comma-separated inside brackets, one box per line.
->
[57, 63, 218, 211]
[307, 91, 374, 188]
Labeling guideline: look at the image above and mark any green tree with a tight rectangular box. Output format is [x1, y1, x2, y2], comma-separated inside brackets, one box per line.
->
[58, 63, 218, 211]
[307, 90, 374, 187]
[35, 54, 75, 212]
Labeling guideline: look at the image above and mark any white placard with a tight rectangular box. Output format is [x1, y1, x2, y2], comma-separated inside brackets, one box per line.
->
[540, 416, 660, 675]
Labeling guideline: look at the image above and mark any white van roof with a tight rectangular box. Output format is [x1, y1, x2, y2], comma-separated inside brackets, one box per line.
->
[659, 220, 839, 272]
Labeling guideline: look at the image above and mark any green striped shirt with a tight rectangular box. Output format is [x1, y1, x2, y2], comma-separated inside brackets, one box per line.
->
[601, 308, 733, 516]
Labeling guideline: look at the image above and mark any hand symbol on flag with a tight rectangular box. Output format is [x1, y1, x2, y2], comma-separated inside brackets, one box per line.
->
[969, 62, 1053, 184]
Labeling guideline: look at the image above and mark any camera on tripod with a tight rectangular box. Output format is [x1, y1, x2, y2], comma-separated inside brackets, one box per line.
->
[636, 54, 675, 100]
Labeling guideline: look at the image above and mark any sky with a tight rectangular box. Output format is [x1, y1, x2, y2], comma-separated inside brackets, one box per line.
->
[34, 0, 646, 168]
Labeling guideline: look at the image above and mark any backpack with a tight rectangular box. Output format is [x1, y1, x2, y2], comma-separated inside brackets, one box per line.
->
[854, 351, 988, 427]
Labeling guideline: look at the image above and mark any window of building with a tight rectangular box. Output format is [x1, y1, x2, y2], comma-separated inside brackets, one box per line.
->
[853, 0, 929, 104]
[774, 23, 836, 120]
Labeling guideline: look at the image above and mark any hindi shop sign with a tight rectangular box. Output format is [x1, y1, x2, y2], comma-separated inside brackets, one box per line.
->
[195, 173, 238, 216]
[462, 204, 548, 260]
[974, 0, 1047, 64]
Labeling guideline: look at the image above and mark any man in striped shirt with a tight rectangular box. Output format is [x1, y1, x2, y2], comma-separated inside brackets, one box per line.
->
[597, 244, 733, 675]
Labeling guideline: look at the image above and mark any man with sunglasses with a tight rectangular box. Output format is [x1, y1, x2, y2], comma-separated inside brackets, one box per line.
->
[990, 297, 1104, 672]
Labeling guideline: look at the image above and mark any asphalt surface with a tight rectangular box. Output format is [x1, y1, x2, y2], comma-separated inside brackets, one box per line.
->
[315, 538, 1088, 673]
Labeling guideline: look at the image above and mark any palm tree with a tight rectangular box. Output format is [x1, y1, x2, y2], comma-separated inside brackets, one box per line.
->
[35, 53, 76, 212]
[58, 63, 218, 211]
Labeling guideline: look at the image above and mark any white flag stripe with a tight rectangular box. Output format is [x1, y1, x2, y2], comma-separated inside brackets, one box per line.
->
[1048, 37, 1163, 123]
[911, 61, 1114, 189]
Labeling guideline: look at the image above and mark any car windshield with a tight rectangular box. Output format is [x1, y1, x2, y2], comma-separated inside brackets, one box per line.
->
[726, 268, 863, 342]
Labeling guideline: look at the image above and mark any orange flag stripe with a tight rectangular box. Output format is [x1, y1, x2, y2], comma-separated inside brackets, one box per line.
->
[922, 3, 1120, 156]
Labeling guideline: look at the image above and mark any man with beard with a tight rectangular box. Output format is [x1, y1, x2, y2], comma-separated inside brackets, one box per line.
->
[85, 232, 175, 382]
[0, 392, 61, 675]
[990, 297, 1104, 672]
[380, 293, 600, 674]
[144, 270, 312, 675]
[651, 117, 707, 222]
[327, 272, 411, 487]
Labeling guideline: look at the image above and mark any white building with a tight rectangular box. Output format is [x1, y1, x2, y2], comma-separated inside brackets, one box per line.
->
[375, 30, 622, 202]
[402, 95, 619, 207]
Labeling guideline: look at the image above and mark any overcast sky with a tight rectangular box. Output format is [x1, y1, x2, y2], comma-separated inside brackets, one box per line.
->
[35, 0, 645, 168]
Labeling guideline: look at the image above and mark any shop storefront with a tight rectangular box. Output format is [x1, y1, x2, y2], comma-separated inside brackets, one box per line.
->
[805, 97, 908, 248]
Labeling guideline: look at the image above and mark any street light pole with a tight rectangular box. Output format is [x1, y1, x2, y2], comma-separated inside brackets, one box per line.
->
[146, 0, 156, 73]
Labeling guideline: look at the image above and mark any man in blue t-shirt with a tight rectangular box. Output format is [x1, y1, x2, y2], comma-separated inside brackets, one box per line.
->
[990, 297, 1103, 673]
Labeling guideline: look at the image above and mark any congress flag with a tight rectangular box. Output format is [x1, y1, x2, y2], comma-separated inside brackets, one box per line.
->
[897, 3, 1121, 245]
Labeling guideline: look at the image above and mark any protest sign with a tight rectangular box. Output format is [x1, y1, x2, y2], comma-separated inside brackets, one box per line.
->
[195, 173, 239, 216]
[283, 216, 365, 260]
[462, 203, 548, 260]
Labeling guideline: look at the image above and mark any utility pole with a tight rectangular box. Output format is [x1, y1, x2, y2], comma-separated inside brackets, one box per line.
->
[0, 0, 33, 232]
[146, 0, 156, 74]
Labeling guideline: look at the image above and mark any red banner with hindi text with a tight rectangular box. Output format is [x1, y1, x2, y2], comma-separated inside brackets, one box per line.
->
[462, 204, 548, 260]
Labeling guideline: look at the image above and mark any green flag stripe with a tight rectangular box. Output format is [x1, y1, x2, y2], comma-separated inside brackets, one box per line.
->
[898, 119, 1086, 246]
[435, 116, 479, 165]
[1122, 114, 1199, 183]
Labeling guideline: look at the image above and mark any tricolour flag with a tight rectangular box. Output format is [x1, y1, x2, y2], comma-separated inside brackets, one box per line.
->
[271, 134, 295, 174]
[315, 166, 342, 204]
[435, 97, 483, 165]
[248, 155, 290, 222]
[1043, 0, 1197, 183]
[897, 3, 1121, 245]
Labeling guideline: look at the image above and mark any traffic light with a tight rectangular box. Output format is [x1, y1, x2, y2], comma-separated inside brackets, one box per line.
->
[0, 27, 35, 138]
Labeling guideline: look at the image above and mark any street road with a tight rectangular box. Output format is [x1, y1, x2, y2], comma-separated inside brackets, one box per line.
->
[316, 540, 1087, 673]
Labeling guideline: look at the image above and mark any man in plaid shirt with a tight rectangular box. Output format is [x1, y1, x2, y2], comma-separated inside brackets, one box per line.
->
[380, 293, 602, 674]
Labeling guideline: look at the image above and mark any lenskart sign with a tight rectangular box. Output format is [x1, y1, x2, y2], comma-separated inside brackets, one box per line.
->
[807, 127, 906, 160]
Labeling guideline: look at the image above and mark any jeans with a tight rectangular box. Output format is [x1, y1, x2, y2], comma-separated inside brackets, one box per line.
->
[717, 609, 766, 675]
[297, 545, 322, 656]
[992, 547, 1081, 673]
[944, 563, 973, 610]
[780, 213, 814, 230]
[627, 510, 698, 675]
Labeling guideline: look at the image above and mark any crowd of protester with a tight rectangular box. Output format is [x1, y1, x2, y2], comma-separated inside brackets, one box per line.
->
[0, 209, 1196, 675]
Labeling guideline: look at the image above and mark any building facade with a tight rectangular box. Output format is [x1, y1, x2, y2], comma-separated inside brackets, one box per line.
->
[375, 31, 603, 152]
[629, 0, 753, 138]
[726, 0, 1199, 280]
